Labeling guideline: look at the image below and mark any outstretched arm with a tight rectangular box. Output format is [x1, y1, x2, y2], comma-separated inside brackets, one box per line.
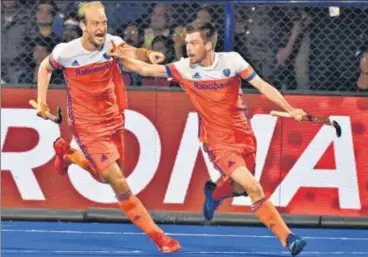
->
[248, 75, 306, 120]
[114, 53, 169, 78]
[114, 42, 165, 64]
[249, 75, 293, 112]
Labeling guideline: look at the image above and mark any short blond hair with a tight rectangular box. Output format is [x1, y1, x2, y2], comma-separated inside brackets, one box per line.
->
[78, 1, 105, 22]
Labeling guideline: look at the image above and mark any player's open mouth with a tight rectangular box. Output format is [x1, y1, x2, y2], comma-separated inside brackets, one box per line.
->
[95, 33, 105, 39]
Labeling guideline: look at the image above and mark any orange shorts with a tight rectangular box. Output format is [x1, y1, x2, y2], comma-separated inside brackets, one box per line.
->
[203, 143, 256, 185]
[70, 123, 125, 174]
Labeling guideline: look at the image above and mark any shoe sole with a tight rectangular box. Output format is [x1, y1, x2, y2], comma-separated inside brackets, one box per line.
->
[159, 243, 181, 253]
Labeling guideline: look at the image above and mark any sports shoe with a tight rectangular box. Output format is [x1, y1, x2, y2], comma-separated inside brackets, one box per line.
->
[153, 233, 181, 253]
[286, 233, 307, 256]
[203, 180, 222, 222]
[53, 137, 72, 175]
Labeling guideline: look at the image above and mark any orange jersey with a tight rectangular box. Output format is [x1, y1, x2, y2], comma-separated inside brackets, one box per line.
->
[49, 34, 127, 130]
[166, 52, 257, 151]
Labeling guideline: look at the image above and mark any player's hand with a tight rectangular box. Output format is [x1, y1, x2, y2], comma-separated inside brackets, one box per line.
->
[148, 51, 165, 64]
[107, 40, 119, 58]
[36, 102, 50, 120]
[173, 26, 186, 46]
[288, 108, 306, 122]
[107, 40, 128, 59]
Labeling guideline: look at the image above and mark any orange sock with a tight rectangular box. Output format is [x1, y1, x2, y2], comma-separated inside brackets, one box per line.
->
[252, 198, 291, 247]
[117, 191, 163, 240]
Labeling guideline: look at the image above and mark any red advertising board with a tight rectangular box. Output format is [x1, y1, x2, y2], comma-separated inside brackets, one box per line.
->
[1, 88, 368, 217]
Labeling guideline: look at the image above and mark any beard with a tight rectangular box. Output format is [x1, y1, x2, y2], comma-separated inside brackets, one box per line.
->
[188, 51, 206, 64]
[89, 34, 105, 50]
[189, 56, 198, 64]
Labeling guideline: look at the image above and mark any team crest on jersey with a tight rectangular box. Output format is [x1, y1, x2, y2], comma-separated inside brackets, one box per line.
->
[223, 68, 230, 77]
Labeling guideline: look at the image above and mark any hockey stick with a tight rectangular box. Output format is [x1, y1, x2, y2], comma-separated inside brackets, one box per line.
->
[29, 99, 63, 124]
[270, 110, 342, 137]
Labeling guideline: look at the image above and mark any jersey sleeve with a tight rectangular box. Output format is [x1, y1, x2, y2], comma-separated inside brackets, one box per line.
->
[232, 52, 257, 82]
[165, 58, 187, 83]
[49, 43, 66, 70]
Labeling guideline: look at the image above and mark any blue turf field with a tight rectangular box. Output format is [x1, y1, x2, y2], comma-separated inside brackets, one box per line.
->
[2, 221, 368, 257]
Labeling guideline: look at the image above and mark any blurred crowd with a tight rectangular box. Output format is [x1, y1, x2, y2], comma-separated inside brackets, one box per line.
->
[1, 0, 367, 91]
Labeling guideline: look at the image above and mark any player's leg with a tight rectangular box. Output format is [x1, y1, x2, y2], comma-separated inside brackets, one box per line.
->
[210, 153, 255, 201]
[99, 162, 180, 253]
[203, 179, 247, 221]
[230, 166, 306, 255]
[202, 152, 252, 222]
[53, 137, 106, 183]
[109, 129, 181, 253]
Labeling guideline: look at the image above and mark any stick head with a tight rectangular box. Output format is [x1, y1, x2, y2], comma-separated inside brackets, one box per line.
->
[50, 106, 63, 124]
[332, 120, 342, 138]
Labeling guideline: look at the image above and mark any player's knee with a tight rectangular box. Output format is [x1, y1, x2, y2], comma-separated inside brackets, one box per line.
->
[232, 181, 246, 195]
[109, 177, 130, 195]
[100, 163, 130, 195]
[244, 179, 264, 199]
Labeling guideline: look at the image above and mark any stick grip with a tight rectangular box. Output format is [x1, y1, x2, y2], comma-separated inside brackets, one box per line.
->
[28, 99, 60, 123]
[270, 110, 292, 118]
[29, 99, 38, 109]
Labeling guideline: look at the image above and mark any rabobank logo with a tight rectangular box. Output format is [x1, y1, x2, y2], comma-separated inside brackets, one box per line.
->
[76, 62, 112, 76]
[193, 81, 232, 90]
